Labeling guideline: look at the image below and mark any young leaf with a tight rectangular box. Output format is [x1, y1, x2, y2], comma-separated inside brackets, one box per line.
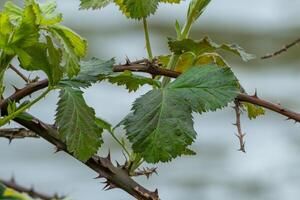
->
[123, 65, 239, 163]
[122, 0, 159, 19]
[11, 4, 39, 49]
[18, 43, 62, 85]
[0, 13, 14, 54]
[3, 1, 23, 21]
[187, 0, 211, 24]
[61, 57, 160, 91]
[80, 0, 113, 10]
[59, 58, 115, 88]
[243, 102, 265, 120]
[168, 37, 255, 61]
[107, 70, 161, 92]
[49, 25, 87, 77]
[56, 87, 103, 162]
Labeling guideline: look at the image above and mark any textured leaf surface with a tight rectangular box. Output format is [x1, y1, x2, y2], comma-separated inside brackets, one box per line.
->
[49, 25, 87, 77]
[59, 58, 115, 88]
[169, 37, 255, 62]
[123, 65, 239, 163]
[61, 58, 160, 91]
[80, 0, 113, 9]
[0, 183, 31, 200]
[108, 70, 161, 92]
[80, 0, 183, 19]
[56, 87, 103, 161]
[243, 102, 265, 120]
[187, 0, 211, 24]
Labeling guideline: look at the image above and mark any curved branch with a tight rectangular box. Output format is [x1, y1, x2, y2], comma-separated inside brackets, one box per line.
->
[11, 114, 159, 200]
[1, 59, 300, 199]
[0, 128, 39, 142]
[261, 38, 300, 59]
[0, 79, 49, 110]
[1, 177, 63, 200]
[0, 79, 159, 199]
[113, 61, 300, 123]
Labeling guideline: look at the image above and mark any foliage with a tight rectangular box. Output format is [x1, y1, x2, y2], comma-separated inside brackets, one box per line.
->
[0, 183, 32, 200]
[0, 0, 274, 199]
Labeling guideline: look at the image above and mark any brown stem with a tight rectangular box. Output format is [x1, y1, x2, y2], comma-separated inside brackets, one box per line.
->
[1, 59, 300, 199]
[9, 65, 31, 83]
[0, 128, 39, 143]
[233, 100, 246, 153]
[237, 93, 300, 122]
[1, 177, 63, 200]
[12, 114, 159, 200]
[0, 79, 49, 110]
[261, 38, 300, 59]
[113, 61, 300, 122]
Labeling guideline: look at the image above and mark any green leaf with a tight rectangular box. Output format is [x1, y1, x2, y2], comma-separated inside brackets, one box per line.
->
[60, 57, 160, 91]
[45, 36, 63, 85]
[56, 87, 103, 161]
[122, 0, 159, 19]
[187, 0, 211, 24]
[0, 13, 14, 53]
[17, 43, 63, 85]
[194, 52, 228, 67]
[123, 65, 239, 163]
[80, 0, 113, 9]
[49, 25, 87, 77]
[59, 58, 115, 88]
[95, 117, 112, 132]
[81, 0, 182, 19]
[0, 184, 32, 200]
[11, 4, 39, 49]
[168, 36, 255, 61]
[3, 1, 23, 21]
[243, 102, 265, 120]
[108, 70, 161, 92]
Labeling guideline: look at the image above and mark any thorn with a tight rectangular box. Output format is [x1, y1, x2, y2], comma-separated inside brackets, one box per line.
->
[10, 176, 15, 183]
[94, 174, 103, 179]
[102, 181, 117, 191]
[54, 146, 62, 154]
[125, 56, 131, 65]
[8, 136, 13, 144]
[11, 85, 20, 92]
[252, 89, 258, 98]
[106, 150, 111, 161]
[116, 161, 121, 168]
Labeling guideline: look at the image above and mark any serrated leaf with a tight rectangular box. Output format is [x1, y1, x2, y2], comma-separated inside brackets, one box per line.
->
[3, 1, 23, 21]
[59, 58, 115, 88]
[108, 70, 161, 92]
[49, 25, 87, 77]
[187, 0, 211, 24]
[46, 36, 63, 85]
[122, 0, 159, 19]
[11, 5, 39, 49]
[56, 87, 103, 161]
[0, 184, 32, 200]
[123, 65, 239, 163]
[243, 102, 265, 120]
[0, 13, 14, 54]
[194, 52, 228, 67]
[80, 0, 113, 9]
[60, 57, 159, 91]
[95, 117, 112, 132]
[17, 43, 63, 85]
[168, 36, 255, 62]
[159, 51, 228, 73]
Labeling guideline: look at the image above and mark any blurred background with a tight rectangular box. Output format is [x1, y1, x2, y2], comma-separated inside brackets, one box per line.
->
[1, 0, 300, 199]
